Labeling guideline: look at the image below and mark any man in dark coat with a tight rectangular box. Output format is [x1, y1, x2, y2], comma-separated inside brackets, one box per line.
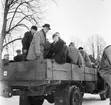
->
[14, 49, 22, 62]
[27, 24, 51, 60]
[47, 32, 67, 64]
[99, 45, 111, 105]
[22, 26, 37, 60]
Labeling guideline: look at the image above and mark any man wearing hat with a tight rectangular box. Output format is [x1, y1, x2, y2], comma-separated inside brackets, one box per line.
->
[27, 24, 51, 60]
[14, 49, 22, 62]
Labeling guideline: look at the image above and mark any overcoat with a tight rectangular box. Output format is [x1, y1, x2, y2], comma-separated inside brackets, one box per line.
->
[47, 38, 67, 64]
[22, 31, 33, 51]
[80, 50, 92, 67]
[68, 46, 84, 66]
[99, 45, 111, 87]
[27, 29, 46, 60]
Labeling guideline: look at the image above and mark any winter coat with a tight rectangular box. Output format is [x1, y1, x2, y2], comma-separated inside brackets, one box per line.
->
[80, 50, 92, 67]
[67, 46, 84, 66]
[99, 45, 111, 76]
[47, 38, 67, 64]
[44, 40, 51, 59]
[22, 31, 33, 51]
[14, 54, 22, 62]
[27, 29, 46, 60]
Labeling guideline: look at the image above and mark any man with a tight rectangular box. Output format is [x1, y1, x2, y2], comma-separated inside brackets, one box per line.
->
[2, 54, 9, 65]
[99, 45, 111, 105]
[78, 47, 92, 67]
[14, 49, 22, 62]
[22, 26, 37, 60]
[67, 42, 84, 67]
[27, 24, 51, 60]
[47, 32, 67, 64]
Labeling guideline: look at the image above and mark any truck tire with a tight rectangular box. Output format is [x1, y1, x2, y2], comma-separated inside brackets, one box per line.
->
[106, 84, 110, 98]
[45, 94, 54, 103]
[100, 93, 107, 100]
[100, 84, 110, 100]
[28, 96, 44, 105]
[81, 93, 84, 97]
[70, 85, 82, 105]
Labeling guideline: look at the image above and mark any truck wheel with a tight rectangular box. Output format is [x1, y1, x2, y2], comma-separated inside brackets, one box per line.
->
[106, 84, 110, 98]
[28, 96, 44, 105]
[81, 93, 84, 97]
[70, 86, 82, 105]
[100, 84, 110, 100]
[45, 94, 54, 103]
[100, 93, 107, 100]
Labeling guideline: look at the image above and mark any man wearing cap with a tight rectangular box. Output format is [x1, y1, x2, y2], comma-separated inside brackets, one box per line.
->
[78, 47, 92, 67]
[14, 49, 22, 62]
[22, 26, 37, 60]
[27, 24, 51, 60]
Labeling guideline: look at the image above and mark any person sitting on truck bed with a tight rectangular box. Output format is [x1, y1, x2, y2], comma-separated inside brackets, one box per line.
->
[67, 42, 84, 67]
[47, 32, 67, 64]
[2, 54, 10, 65]
[78, 47, 92, 67]
[14, 49, 22, 62]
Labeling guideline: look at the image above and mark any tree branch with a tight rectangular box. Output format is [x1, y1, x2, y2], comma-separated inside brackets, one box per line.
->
[7, 15, 31, 33]
[8, 1, 32, 31]
[3, 38, 22, 49]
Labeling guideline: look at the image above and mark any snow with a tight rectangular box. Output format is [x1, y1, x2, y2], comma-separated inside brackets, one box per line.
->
[0, 94, 109, 105]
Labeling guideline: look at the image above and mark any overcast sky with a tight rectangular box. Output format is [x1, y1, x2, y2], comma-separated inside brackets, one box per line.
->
[1, 0, 111, 58]
[45, 0, 111, 46]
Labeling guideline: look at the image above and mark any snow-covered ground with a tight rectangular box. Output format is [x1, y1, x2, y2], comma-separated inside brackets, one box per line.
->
[0, 94, 110, 105]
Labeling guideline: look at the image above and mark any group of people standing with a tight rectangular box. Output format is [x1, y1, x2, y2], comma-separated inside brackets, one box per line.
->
[20, 23, 93, 68]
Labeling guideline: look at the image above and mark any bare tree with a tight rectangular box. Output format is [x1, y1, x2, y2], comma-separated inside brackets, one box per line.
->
[87, 34, 106, 60]
[0, 0, 56, 73]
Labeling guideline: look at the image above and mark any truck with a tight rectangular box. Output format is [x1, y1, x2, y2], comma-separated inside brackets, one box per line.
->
[0, 59, 110, 105]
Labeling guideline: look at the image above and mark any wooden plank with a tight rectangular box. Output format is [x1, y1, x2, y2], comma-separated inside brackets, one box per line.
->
[3, 61, 37, 80]
[84, 67, 96, 74]
[52, 69, 71, 80]
[46, 59, 53, 79]
[72, 64, 84, 81]
[84, 67, 97, 81]
[52, 62, 71, 80]
[35, 59, 46, 80]
[52, 62, 72, 71]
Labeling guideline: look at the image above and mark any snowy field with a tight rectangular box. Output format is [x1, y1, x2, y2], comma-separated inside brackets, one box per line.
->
[0, 94, 109, 105]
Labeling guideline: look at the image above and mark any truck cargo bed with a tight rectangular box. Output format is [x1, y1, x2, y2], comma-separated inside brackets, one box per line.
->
[0, 59, 97, 84]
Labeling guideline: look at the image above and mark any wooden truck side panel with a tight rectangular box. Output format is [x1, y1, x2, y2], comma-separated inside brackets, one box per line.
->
[1, 59, 97, 83]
